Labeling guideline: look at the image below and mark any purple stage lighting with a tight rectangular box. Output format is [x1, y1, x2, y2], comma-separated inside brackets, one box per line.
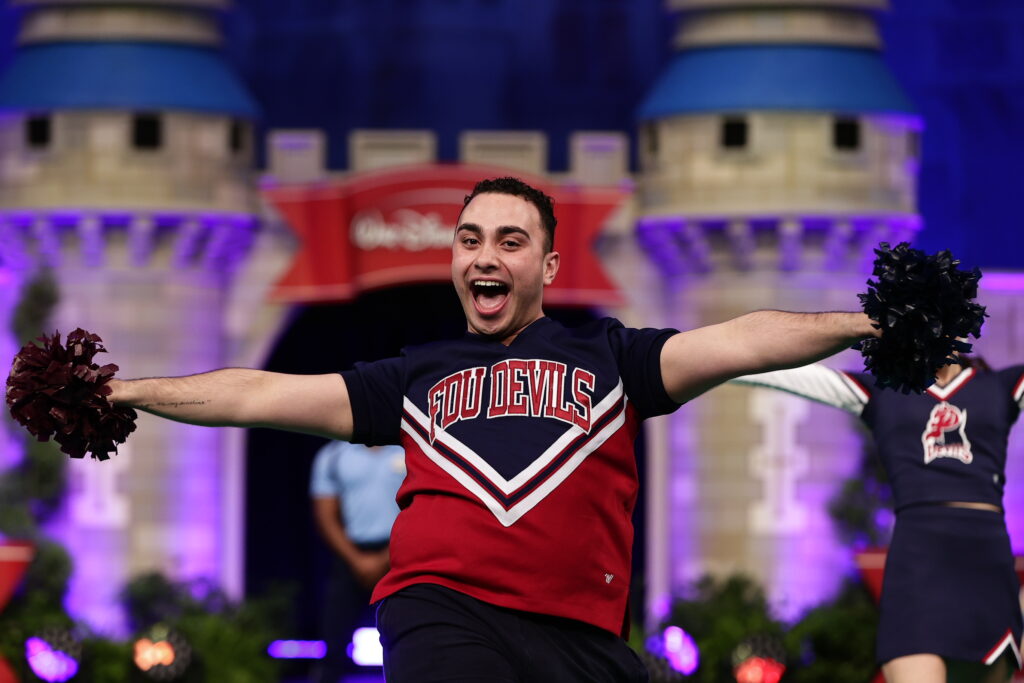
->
[662, 625, 699, 675]
[25, 636, 79, 682]
[267, 640, 327, 659]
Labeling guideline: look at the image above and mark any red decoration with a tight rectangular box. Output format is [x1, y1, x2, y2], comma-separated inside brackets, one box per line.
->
[0, 657, 16, 683]
[734, 656, 785, 683]
[0, 541, 34, 683]
[0, 541, 33, 612]
[263, 163, 626, 306]
[853, 547, 887, 603]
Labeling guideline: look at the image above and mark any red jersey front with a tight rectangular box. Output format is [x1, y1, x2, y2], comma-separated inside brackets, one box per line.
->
[341, 317, 678, 634]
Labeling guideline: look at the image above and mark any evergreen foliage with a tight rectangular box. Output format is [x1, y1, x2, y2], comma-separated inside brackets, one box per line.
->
[0, 270, 286, 682]
[664, 574, 786, 682]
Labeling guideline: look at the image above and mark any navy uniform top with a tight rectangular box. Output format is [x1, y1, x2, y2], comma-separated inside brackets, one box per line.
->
[735, 364, 1024, 510]
[341, 317, 679, 635]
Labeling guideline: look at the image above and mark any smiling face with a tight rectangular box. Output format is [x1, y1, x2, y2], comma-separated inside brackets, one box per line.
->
[452, 192, 560, 344]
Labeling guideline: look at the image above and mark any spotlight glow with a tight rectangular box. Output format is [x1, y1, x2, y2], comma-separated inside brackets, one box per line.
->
[347, 627, 383, 667]
[134, 638, 176, 670]
[132, 626, 191, 680]
[735, 656, 785, 683]
[662, 625, 699, 675]
[267, 640, 327, 659]
[25, 637, 78, 682]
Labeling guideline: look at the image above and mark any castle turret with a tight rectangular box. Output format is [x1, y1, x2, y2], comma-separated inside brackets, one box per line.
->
[0, 0, 266, 635]
[637, 0, 918, 259]
[635, 0, 921, 622]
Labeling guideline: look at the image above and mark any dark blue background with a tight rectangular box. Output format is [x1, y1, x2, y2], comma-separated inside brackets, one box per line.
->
[0, 0, 1021, 271]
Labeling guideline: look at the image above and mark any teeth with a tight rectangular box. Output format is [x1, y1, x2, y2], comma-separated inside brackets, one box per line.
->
[473, 281, 504, 288]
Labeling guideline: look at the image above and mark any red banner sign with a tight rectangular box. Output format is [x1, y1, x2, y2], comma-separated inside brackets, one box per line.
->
[263, 164, 626, 306]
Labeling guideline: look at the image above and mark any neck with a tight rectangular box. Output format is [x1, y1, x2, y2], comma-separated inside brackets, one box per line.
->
[936, 362, 963, 384]
[467, 313, 546, 346]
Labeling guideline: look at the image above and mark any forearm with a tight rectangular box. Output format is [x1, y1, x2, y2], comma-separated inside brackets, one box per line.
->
[110, 369, 261, 425]
[661, 310, 877, 403]
[109, 369, 353, 438]
[723, 311, 877, 371]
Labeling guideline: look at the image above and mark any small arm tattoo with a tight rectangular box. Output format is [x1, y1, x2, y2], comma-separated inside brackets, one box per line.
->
[139, 400, 208, 410]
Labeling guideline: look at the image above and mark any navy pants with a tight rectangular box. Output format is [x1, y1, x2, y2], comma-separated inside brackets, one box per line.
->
[376, 584, 649, 683]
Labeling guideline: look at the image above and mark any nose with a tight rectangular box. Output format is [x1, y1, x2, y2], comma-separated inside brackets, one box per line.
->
[473, 240, 499, 270]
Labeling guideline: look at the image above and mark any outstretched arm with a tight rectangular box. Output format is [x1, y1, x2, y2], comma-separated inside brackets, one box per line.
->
[730, 364, 869, 415]
[661, 311, 877, 404]
[108, 369, 353, 440]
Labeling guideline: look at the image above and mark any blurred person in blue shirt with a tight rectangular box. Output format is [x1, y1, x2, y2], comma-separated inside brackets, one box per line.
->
[309, 440, 405, 683]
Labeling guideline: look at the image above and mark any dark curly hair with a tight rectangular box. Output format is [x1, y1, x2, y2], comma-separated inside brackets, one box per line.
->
[463, 177, 557, 252]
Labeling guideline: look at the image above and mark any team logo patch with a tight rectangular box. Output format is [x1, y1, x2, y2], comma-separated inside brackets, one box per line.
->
[921, 401, 973, 464]
[401, 378, 627, 527]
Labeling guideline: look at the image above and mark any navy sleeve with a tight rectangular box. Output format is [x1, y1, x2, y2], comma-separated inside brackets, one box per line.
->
[607, 321, 680, 418]
[340, 356, 405, 446]
[996, 364, 1024, 411]
[844, 371, 877, 424]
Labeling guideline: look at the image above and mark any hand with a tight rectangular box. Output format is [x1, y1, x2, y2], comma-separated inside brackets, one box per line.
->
[107, 378, 125, 404]
[349, 548, 390, 589]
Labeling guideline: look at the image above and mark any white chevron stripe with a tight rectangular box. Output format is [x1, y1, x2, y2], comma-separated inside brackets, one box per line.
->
[836, 370, 870, 407]
[1012, 372, 1024, 407]
[983, 629, 1022, 668]
[926, 367, 974, 401]
[402, 404, 627, 527]
[403, 381, 625, 496]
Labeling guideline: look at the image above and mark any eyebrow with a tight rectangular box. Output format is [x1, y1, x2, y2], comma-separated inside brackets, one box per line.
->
[455, 223, 532, 240]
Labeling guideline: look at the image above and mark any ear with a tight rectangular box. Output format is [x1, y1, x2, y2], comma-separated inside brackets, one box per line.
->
[542, 250, 560, 286]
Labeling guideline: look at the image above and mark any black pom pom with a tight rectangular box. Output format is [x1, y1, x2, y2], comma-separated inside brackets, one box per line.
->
[855, 243, 987, 393]
[6, 329, 136, 460]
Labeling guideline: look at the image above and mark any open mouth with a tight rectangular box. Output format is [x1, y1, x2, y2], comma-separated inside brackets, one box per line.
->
[470, 280, 509, 313]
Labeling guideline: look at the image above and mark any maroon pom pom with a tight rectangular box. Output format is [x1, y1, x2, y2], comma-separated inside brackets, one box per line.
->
[5, 329, 136, 460]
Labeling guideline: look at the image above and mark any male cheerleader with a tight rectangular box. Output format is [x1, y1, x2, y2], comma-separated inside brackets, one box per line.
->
[107, 177, 882, 682]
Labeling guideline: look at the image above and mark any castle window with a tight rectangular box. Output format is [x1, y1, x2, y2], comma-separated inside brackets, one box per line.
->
[25, 114, 51, 149]
[642, 122, 659, 157]
[907, 130, 921, 158]
[132, 113, 162, 150]
[720, 116, 748, 149]
[229, 119, 247, 154]
[833, 116, 861, 151]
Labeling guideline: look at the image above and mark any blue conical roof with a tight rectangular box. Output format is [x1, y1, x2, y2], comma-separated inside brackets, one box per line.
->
[638, 45, 916, 120]
[0, 42, 258, 117]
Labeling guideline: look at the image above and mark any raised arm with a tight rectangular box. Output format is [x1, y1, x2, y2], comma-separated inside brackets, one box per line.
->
[108, 369, 353, 440]
[660, 310, 877, 404]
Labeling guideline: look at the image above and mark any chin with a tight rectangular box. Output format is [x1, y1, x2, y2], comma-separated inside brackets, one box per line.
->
[472, 322, 502, 337]
[470, 318, 509, 338]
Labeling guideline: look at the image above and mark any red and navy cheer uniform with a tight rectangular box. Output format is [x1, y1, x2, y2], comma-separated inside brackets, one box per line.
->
[341, 316, 679, 636]
[736, 363, 1024, 667]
